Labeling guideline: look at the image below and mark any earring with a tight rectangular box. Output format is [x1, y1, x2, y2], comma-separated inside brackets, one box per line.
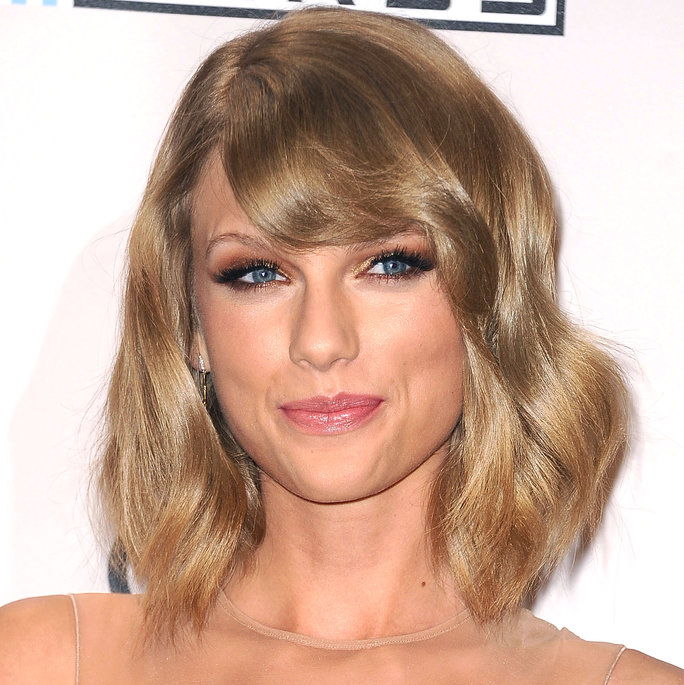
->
[198, 354, 208, 407]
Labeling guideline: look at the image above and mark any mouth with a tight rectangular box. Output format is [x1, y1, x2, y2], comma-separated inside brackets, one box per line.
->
[279, 393, 384, 435]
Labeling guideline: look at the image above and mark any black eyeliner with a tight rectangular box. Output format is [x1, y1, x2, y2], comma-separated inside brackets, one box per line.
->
[214, 258, 281, 286]
[214, 247, 435, 291]
[368, 248, 435, 273]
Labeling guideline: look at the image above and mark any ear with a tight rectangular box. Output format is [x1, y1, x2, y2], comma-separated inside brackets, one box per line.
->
[191, 328, 211, 372]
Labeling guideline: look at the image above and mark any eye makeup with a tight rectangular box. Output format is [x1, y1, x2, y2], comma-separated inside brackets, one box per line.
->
[212, 246, 435, 292]
[214, 258, 283, 291]
[363, 248, 434, 280]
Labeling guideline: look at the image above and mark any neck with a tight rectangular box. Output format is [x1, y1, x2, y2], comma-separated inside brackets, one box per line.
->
[226, 450, 465, 641]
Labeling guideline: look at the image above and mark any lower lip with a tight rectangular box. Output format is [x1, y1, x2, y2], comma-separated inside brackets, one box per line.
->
[280, 401, 383, 435]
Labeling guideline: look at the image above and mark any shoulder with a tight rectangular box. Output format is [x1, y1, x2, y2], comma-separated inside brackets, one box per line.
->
[67, 591, 142, 625]
[609, 648, 684, 684]
[0, 594, 76, 684]
[513, 612, 683, 683]
[0, 593, 144, 684]
[67, 592, 144, 653]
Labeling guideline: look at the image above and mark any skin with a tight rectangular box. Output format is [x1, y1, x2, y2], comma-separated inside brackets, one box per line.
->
[191, 156, 467, 639]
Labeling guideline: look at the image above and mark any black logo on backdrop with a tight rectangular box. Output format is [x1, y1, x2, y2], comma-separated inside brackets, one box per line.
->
[74, 0, 565, 35]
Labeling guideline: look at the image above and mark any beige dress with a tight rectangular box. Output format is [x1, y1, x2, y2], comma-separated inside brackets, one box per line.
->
[67, 592, 629, 684]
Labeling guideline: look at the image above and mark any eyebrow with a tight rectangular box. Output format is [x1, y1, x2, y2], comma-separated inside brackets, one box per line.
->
[204, 228, 427, 260]
[205, 232, 274, 259]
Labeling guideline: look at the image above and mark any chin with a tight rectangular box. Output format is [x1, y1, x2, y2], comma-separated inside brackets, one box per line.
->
[275, 454, 418, 505]
[258, 453, 390, 505]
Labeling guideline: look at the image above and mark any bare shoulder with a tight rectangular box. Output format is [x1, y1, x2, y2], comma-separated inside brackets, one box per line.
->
[610, 648, 684, 684]
[0, 595, 76, 684]
[68, 591, 144, 646]
[0, 593, 143, 684]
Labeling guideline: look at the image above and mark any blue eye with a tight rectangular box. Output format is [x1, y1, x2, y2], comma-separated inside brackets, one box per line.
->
[367, 258, 410, 276]
[215, 248, 434, 292]
[215, 260, 286, 290]
[239, 267, 285, 284]
[366, 249, 434, 280]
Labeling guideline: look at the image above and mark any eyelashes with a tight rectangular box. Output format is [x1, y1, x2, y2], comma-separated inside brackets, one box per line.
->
[213, 247, 435, 292]
[215, 258, 284, 290]
[367, 249, 434, 278]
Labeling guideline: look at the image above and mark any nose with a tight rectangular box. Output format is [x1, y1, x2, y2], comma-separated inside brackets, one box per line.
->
[289, 281, 360, 371]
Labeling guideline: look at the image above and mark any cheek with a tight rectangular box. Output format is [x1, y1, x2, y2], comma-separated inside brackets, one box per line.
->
[388, 292, 464, 420]
[199, 295, 286, 406]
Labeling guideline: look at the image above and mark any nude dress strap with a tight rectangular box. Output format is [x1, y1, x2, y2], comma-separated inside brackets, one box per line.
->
[67, 595, 80, 685]
[604, 644, 627, 684]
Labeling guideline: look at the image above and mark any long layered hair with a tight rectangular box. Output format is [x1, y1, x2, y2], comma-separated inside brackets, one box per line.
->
[100, 6, 629, 642]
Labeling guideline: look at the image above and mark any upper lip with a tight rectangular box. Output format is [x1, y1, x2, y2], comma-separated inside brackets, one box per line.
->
[280, 392, 383, 412]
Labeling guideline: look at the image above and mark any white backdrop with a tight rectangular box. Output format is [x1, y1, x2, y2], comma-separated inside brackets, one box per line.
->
[1, 0, 682, 667]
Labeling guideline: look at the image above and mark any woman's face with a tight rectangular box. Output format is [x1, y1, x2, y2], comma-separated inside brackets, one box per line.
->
[192, 161, 465, 504]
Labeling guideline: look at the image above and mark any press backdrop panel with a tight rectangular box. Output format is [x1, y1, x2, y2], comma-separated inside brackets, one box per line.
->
[1, 0, 682, 666]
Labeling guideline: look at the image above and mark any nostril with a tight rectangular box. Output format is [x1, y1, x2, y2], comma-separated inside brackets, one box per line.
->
[288, 292, 359, 369]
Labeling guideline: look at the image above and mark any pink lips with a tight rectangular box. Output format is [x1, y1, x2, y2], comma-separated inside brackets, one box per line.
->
[279, 392, 384, 435]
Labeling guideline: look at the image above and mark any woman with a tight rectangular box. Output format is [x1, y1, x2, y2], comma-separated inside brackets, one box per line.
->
[1, 6, 681, 683]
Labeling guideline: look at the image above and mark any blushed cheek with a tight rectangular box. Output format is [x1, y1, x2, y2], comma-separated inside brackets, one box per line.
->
[411, 302, 464, 416]
[210, 336, 265, 399]
[203, 309, 284, 433]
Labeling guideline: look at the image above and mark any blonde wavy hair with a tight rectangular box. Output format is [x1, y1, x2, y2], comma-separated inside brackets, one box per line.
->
[100, 6, 629, 642]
